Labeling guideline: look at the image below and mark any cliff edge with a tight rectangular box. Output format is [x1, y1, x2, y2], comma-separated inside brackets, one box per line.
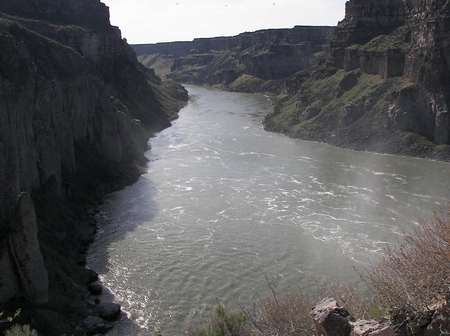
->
[0, 0, 187, 334]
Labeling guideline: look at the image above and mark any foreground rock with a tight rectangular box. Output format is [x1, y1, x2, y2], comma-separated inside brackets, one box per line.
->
[311, 298, 396, 336]
[311, 296, 450, 336]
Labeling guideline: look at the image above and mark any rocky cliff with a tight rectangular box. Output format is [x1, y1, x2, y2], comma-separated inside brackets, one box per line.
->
[0, 0, 187, 334]
[263, 0, 450, 161]
[133, 26, 335, 91]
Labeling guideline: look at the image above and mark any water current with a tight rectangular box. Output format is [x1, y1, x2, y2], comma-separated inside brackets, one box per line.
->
[87, 85, 450, 335]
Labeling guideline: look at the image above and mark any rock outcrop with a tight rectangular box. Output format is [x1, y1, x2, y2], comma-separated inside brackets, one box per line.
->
[0, 0, 187, 334]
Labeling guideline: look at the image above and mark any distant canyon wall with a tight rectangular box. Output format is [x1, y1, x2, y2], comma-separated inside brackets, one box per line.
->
[133, 26, 335, 85]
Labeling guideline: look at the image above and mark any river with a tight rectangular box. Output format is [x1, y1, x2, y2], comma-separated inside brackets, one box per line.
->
[87, 85, 450, 335]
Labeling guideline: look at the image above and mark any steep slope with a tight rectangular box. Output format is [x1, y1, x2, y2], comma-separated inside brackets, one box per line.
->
[0, 0, 187, 334]
[264, 0, 450, 160]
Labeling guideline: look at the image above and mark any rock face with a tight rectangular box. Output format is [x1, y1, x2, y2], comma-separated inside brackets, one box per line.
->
[133, 26, 335, 88]
[0, 0, 187, 334]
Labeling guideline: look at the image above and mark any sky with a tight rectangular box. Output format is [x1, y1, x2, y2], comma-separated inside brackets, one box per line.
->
[101, 0, 348, 44]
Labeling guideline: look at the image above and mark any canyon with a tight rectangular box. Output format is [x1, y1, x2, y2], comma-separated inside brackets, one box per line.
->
[1, 0, 450, 334]
[134, 0, 450, 162]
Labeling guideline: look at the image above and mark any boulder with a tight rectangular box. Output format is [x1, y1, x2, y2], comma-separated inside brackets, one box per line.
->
[339, 71, 361, 91]
[87, 282, 103, 295]
[311, 297, 353, 336]
[311, 298, 396, 336]
[83, 316, 113, 335]
[304, 106, 321, 120]
[350, 320, 396, 336]
[93, 302, 121, 320]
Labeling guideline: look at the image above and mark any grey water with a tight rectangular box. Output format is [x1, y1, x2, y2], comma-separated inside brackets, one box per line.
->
[87, 85, 450, 335]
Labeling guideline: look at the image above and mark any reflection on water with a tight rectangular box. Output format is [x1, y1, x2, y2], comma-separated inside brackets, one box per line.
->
[88, 85, 450, 335]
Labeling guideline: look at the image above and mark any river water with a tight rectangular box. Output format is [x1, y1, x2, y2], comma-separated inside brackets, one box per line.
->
[87, 85, 450, 335]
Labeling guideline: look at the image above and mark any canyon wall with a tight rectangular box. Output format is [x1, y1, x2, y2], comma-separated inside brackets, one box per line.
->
[328, 0, 450, 145]
[0, 0, 186, 334]
[262, 0, 450, 161]
[133, 26, 335, 88]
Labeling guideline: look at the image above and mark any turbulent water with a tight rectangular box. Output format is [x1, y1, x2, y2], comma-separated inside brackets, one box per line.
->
[88, 85, 450, 335]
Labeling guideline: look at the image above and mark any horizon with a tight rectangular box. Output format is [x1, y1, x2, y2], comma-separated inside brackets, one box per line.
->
[101, 0, 348, 44]
[130, 25, 338, 46]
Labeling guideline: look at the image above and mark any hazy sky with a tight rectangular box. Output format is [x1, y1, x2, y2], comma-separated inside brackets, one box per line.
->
[101, 0, 348, 44]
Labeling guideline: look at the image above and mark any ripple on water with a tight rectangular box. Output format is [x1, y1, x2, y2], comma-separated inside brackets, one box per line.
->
[88, 85, 450, 335]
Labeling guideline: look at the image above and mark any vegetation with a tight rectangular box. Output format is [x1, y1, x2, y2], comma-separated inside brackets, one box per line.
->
[4, 324, 39, 336]
[363, 201, 450, 317]
[0, 310, 21, 324]
[184, 200, 450, 335]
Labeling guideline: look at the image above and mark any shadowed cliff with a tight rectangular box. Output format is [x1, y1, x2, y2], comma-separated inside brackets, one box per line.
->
[0, 0, 187, 334]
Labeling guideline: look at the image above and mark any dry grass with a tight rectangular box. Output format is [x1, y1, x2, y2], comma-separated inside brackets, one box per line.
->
[183, 277, 371, 336]
[362, 201, 450, 316]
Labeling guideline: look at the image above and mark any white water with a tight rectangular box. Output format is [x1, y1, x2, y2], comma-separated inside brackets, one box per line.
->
[88, 85, 450, 335]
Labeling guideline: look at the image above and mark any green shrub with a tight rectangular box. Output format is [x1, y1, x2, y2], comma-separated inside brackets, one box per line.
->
[185, 304, 247, 336]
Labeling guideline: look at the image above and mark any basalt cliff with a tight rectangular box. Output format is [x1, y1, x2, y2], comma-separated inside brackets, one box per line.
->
[0, 0, 187, 334]
[133, 26, 335, 92]
[134, 0, 450, 161]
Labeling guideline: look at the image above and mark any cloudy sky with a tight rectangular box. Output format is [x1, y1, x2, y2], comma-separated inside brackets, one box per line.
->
[101, 0, 348, 44]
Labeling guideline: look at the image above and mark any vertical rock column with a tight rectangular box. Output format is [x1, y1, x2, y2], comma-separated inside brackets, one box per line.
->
[6, 192, 48, 303]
